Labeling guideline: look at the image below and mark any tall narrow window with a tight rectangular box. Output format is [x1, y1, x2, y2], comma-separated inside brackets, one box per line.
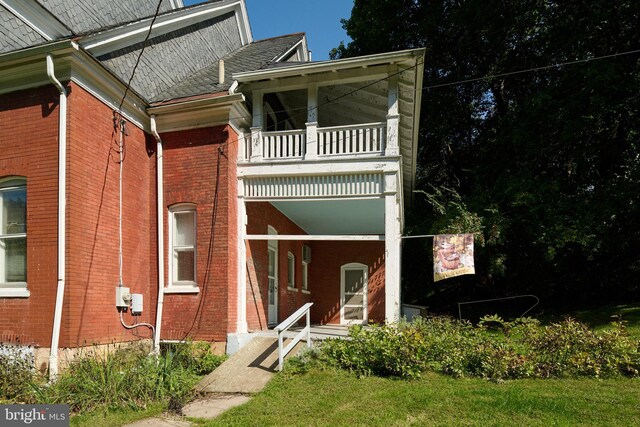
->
[287, 252, 296, 290]
[0, 177, 28, 297]
[169, 205, 197, 290]
[302, 245, 310, 292]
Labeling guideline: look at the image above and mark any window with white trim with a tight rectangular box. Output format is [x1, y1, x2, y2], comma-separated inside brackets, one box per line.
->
[0, 177, 27, 297]
[169, 205, 197, 290]
[287, 251, 296, 290]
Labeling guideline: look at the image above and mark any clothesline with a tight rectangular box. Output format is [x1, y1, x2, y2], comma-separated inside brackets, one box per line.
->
[400, 234, 436, 239]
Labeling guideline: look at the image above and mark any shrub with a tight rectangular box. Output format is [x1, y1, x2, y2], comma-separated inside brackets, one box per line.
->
[38, 341, 224, 414]
[312, 316, 640, 381]
[0, 344, 40, 403]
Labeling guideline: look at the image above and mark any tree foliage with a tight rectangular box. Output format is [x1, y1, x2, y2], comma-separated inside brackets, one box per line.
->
[333, 0, 640, 309]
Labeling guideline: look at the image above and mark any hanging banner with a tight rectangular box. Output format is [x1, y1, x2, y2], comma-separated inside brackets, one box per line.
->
[433, 234, 475, 282]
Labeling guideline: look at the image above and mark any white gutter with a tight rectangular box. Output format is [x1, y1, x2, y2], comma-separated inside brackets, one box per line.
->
[46, 54, 67, 380]
[150, 116, 164, 353]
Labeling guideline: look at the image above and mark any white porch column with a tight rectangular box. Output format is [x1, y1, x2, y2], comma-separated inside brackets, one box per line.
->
[250, 90, 264, 162]
[384, 171, 401, 322]
[236, 178, 248, 333]
[385, 64, 400, 156]
[305, 84, 318, 160]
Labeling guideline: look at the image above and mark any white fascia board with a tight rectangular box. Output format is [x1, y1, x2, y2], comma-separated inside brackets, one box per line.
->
[274, 37, 309, 63]
[81, 0, 249, 56]
[234, 48, 426, 82]
[237, 158, 400, 178]
[170, 0, 185, 9]
[147, 93, 249, 133]
[245, 234, 384, 241]
[0, 0, 71, 41]
[0, 43, 150, 130]
[237, 0, 252, 44]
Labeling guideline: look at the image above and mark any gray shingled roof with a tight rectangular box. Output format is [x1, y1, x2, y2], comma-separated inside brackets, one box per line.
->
[153, 33, 305, 103]
[35, 0, 174, 35]
[98, 11, 243, 103]
[0, 6, 47, 54]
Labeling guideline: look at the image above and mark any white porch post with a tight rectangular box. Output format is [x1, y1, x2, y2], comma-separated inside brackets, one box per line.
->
[236, 178, 248, 333]
[385, 64, 400, 156]
[250, 90, 263, 162]
[384, 171, 401, 323]
[305, 84, 318, 160]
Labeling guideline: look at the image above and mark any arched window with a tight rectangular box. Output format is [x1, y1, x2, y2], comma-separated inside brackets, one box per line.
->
[0, 177, 28, 297]
[166, 203, 198, 293]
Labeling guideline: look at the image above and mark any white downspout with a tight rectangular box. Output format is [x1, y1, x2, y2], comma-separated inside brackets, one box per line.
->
[46, 54, 67, 380]
[151, 116, 164, 353]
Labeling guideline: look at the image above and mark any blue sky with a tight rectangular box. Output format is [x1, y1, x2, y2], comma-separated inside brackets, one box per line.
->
[183, 0, 353, 60]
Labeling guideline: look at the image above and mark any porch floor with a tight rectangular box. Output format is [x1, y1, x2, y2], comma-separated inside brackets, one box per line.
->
[254, 323, 351, 341]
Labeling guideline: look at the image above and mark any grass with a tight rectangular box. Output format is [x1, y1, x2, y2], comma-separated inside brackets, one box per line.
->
[197, 368, 640, 427]
[552, 304, 640, 338]
[71, 403, 165, 427]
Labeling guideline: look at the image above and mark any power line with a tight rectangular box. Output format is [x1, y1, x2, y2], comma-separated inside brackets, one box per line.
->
[419, 48, 640, 91]
[116, 0, 165, 115]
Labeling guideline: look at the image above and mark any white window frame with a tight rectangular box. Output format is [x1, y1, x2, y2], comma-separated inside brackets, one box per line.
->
[166, 204, 199, 294]
[301, 261, 309, 294]
[287, 251, 297, 291]
[0, 177, 28, 298]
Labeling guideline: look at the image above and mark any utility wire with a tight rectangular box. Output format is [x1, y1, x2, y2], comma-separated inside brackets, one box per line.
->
[116, 0, 165, 115]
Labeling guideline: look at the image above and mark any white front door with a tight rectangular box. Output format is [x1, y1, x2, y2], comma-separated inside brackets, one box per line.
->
[340, 263, 368, 325]
[267, 227, 278, 326]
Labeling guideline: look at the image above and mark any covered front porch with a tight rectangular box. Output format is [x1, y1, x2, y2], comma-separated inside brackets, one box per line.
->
[239, 198, 393, 331]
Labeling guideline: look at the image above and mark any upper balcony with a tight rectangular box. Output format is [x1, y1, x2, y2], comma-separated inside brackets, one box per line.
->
[234, 48, 425, 198]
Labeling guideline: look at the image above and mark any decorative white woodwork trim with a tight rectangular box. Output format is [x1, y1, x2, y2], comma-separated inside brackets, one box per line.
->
[237, 182, 248, 333]
[238, 158, 400, 178]
[245, 235, 385, 241]
[274, 37, 310, 63]
[317, 123, 386, 156]
[262, 130, 306, 159]
[234, 48, 426, 83]
[244, 173, 384, 199]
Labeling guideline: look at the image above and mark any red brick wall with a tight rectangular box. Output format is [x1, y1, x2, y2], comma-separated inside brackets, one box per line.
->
[160, 125, 237, 342]
[0, 86, 60, 346]
[64, 82, 156, 347]
[245, 202, 311, 330]
[309, 241, 385, 324]
[0, 83, 158, 349]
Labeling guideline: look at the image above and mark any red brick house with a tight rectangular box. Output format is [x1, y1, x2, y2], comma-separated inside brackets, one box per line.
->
[0, 0, 424, 376]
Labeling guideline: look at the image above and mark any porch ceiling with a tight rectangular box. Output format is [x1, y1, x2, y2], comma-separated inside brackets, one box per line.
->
[269, 199, 384, 235]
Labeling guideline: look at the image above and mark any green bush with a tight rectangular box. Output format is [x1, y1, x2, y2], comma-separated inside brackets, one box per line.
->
[35, 341, 224, 414]
[315, 316, 640, 381]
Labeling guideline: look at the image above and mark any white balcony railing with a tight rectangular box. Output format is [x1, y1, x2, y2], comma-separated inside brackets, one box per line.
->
[243, 122, 387, 162]
[317, 122, 386, 156]
[262, 129, 306, 159]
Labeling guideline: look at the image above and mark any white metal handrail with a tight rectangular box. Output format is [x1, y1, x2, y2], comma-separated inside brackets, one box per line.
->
[274, 302, 313, 371]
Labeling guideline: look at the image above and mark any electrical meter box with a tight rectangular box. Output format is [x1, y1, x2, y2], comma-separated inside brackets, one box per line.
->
[131, 294, 143, 315]
[115, 287, 131, 308]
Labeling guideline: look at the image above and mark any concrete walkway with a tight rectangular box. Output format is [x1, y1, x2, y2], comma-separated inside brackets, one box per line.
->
[125, 336, 305, 426]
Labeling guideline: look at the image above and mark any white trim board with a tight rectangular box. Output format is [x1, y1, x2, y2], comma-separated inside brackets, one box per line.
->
[244, 234, 385, 241]
[81, 0, 252, 57]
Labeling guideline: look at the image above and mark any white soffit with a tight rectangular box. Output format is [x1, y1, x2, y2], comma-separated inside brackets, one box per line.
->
[81, 0, 252, 57]
[270, 199, 385, 235]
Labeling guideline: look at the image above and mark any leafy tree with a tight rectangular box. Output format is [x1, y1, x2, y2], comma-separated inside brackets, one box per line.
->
[334, 0, 640, 311]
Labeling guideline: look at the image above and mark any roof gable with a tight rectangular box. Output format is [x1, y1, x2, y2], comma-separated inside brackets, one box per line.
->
[35, 0, 175, 34]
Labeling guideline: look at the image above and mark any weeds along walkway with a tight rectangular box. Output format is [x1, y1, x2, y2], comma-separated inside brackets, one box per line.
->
[125, 336, 304, 426]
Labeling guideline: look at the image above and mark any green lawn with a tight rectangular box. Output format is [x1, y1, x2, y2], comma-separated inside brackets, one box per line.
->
[195, 368, 640, 427]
